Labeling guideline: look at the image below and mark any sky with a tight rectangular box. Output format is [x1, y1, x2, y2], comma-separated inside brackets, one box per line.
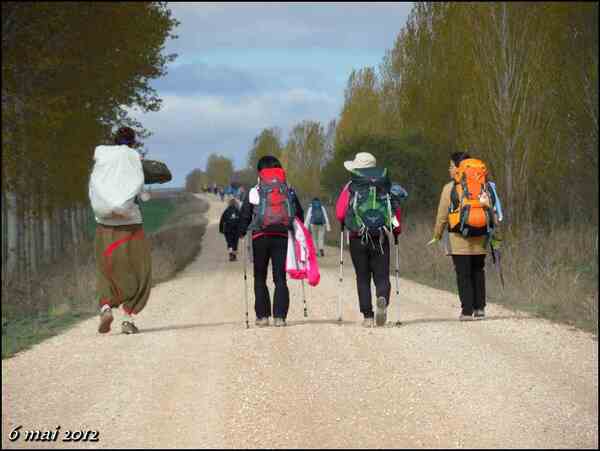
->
[131, 2, 413, 187]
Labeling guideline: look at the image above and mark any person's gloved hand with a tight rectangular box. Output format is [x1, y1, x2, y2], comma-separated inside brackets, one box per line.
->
[427, 237, 439, 246]
[490, 237, 503, 250]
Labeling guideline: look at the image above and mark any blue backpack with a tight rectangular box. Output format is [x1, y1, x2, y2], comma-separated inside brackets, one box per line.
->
[310, 199, 325, 225]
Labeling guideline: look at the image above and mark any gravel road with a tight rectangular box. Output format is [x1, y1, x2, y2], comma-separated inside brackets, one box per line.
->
[2, 195, 598, 449]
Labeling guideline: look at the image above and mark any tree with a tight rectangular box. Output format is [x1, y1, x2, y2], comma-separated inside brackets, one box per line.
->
[335, 67, 384, 148]
[185, 169, 208, 192]
[1, 2, 179, 280]
[246, 127, 283, 170]
[206, 154, 234, 187]
[283, 121, 327, 201]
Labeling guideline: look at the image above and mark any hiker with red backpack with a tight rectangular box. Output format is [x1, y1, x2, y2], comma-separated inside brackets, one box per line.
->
[428, 152, 503, 321]
[305, 197, 331, 257]
[238, 155, 304, 327]
[335, 152, 405, 328]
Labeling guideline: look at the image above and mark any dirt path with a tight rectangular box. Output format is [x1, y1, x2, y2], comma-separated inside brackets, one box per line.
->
[2, 195, 598, 449]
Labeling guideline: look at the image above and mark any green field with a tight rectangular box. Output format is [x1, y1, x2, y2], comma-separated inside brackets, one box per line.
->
[85, 197, 178, 238]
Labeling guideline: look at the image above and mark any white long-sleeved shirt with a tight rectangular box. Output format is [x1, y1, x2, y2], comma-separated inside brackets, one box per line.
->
[305, 204, 331, 232]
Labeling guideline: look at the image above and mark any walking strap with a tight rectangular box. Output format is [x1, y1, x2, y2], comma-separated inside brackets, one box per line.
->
[360, 228, 386, 255]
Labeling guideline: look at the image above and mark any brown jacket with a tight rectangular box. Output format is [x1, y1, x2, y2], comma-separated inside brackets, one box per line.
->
[433, 181, 487, 256]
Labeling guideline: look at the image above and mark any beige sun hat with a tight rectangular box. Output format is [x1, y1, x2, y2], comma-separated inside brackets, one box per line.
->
[344, 152, 377, 172]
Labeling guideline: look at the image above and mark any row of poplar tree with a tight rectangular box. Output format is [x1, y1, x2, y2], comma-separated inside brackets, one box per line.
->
[189, 3, 597, 231]
[328, 2, 598, 229]
[1, 2, 179, 279]
[185, 120, 337, 205]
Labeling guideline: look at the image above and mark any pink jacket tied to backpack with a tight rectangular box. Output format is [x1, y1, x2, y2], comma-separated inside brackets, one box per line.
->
[286, 218, 320, 286]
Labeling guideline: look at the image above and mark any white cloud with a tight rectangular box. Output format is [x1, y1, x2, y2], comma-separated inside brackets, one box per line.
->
[129, 88, 341, 185]
[164, 3, 413, 54]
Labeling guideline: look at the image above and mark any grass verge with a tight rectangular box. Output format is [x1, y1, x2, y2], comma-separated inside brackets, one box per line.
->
[325, 206, 598, 336]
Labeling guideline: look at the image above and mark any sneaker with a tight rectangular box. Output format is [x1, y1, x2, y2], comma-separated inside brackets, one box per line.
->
[255, 317, 269, 327]
[121, 321, 139, 334]
[98, 309, 113, 334]
[375, 296, 388, 327]
[474, 309, 485, 319]
[320, 249, 325, 257]
[362, 317, 374, 328]
[231, 253, 237, 262]
[459, 313, 474, 321]
[273, 317, 287, 327]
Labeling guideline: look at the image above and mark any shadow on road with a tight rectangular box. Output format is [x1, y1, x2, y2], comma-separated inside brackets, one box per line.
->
[286, 318, 355, 327]
[139, 321, 241, 334]
[138, 315, 529, 335]
[387, 315, 530, 327]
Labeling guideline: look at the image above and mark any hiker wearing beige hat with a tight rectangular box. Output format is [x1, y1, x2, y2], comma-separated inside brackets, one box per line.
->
[343, 152, 377, 171]
[335, 152, 406, 327]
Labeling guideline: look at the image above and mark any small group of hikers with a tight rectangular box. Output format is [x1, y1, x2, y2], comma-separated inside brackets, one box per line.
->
[218, 194, 331, 263]
[88, 127, 503, 334]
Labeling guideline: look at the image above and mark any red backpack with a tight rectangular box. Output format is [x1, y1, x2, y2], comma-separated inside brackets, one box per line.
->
[253, 168, 295, 230]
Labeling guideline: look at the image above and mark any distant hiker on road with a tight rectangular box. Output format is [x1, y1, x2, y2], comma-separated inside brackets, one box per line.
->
[305, 197, 331, 257]
[428, 152, 503, 321]
[88, 126, 152, 335]
[219, 198, 241, 262]
[238, 155, 304, 327]
[335, 152, 403, 328]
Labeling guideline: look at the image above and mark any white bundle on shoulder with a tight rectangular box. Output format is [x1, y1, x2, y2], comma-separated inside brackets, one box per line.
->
[89, 145, 144, 219]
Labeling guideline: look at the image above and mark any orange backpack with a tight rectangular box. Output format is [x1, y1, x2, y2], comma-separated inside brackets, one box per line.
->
[448, 158, 494, 237]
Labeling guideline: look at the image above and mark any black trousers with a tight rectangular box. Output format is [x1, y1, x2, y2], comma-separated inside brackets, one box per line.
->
[224, 231, 239, 252]
[252, 235, 289, 319]
[451, 254, 486, 315]
[349, 235, 391, 318]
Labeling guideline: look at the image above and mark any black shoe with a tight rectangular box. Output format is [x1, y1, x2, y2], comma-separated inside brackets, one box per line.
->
[375, 296, 388, 326]
[231, 254, 237, 262]
[320, 250, 325, 257]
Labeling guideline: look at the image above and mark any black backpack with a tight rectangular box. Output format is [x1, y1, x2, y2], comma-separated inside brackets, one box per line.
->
[310, 199, 325, 225]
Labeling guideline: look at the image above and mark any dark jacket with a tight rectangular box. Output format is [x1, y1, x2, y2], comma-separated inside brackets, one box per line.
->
[219, 205, 241, 235]
[238, 168, 304, 238]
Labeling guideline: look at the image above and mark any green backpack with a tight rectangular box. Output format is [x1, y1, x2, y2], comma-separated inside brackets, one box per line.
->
[344, 167, 393, 236]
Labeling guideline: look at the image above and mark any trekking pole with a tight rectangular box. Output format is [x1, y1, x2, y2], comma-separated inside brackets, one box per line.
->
[394, 234, 402, 326]
[242, 236, 249, 329]
[302, 279, 308, 318]
[337, 225, 344, 322]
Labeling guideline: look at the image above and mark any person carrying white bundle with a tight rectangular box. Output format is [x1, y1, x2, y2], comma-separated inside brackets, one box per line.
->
[88, 127, 152, 335]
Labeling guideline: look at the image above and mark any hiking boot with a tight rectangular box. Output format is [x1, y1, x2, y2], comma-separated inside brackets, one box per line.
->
[98, 308, 113, 334]
[375, 296, 388, 327]
[459, 313, 474, 321]
[273, 317, 287, 327]
[362, 317, 374, 328]
[121, 321, 139, 334]
[474, 309, 486, 319]
[255, 317, 269, 327]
